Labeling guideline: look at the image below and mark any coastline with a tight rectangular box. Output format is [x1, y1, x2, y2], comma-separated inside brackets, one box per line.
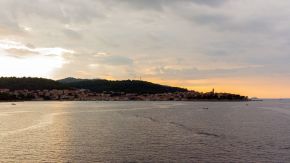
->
[0, 99, 251, 103]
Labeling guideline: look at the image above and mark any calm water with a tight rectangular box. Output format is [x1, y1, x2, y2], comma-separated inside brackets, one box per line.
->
[1, 100, 290, 162]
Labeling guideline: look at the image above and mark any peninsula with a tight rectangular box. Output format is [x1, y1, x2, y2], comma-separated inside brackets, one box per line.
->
[0, 77, 248, 101]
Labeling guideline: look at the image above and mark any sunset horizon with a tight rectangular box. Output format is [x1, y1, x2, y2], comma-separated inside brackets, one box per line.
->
[0, 75, 288, 98]
[1, 1, 290, 99]
[2, 1, 290, 162]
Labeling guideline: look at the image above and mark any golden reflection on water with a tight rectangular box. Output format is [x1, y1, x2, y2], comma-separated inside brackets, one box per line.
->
[1, 101, 290, 162]
[0, 102, 73, 161]
[45, 103, 73, 161]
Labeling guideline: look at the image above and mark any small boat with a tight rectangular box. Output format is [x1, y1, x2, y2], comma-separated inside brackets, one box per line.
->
[11, 103, 16, 105]
[203, 107, 209, 110]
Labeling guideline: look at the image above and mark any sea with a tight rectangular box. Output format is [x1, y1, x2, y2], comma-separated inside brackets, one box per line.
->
[1, 100, 290, 162]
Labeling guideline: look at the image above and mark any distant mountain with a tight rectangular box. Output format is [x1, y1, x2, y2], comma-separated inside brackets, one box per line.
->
[0, 77, 68, 90]
[57, 77, 86, 84]
[58, 78, 188, 94]
[0, 77, 188, 94]
[0, 77, 249, 101]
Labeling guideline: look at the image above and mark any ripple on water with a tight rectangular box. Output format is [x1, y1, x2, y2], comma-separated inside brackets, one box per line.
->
[1, 101, 290, 162]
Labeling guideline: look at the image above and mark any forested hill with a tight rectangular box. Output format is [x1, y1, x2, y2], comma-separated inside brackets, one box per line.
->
[0, 77, 188, 94]
[0, 77, 68, 90]
[58, 78, 188, 94]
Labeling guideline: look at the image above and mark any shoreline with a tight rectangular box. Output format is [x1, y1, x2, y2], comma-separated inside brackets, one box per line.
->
[0, 99, 252, 103]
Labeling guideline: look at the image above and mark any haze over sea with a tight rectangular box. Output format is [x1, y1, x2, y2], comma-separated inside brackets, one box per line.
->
[1, 100, 290, 162]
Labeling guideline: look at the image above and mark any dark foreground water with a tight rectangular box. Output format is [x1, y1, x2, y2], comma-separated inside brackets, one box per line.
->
[1, 100, 290, 162]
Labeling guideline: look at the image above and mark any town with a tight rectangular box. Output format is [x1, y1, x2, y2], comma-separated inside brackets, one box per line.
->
[0, 88, 248, 101]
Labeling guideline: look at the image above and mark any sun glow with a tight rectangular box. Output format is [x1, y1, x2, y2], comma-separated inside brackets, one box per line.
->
[0, 40, 74, 78]
[146, 76, 290, 99]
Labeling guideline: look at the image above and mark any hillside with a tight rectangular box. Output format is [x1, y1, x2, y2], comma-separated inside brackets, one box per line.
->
[0, 77, 68, 90]
[57, 77, 87, 84]
[0, 77, 248, 101]
[58, 78, 188, 94]
[0, 77, 188, 94]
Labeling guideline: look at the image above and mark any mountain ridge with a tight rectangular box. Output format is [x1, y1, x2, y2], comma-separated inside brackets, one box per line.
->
[58, 77, 188, 94]
[0, 77, 187, 94]
[0, 77, 249, 101]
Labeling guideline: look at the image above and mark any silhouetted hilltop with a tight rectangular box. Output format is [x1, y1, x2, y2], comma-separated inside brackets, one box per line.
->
[58, 78, 188, 94]
[57, 77, 87, 84]
[0, 77, 248, 101]
[0, 77, 68, 90]
[0, 77, 187, 94]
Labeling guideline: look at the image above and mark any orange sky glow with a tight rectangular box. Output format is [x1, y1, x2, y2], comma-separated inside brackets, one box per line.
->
[1, 0, 290, 98]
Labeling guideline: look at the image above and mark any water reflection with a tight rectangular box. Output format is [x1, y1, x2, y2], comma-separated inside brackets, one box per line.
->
[0, 102, 72, 161]
[1, 101, 290, 162]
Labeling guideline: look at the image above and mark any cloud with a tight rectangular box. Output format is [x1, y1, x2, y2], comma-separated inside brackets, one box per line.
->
[1, 0, 290, 97]
[62, 29, 82, 40]
[53, 52, 136, 79]
[191, 0, 227, 6]
[0, 40, 74, 77]
[0, 40, 74, 57]
[143, 65, 266, 80]
[94, 54, 133, 66]
[5, 48, 39, 58]
[0, 40, 39, 58]
[108, 0, 227, 11]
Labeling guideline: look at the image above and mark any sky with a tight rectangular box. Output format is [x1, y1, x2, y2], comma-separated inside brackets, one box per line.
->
[0, 0, 290, 98]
